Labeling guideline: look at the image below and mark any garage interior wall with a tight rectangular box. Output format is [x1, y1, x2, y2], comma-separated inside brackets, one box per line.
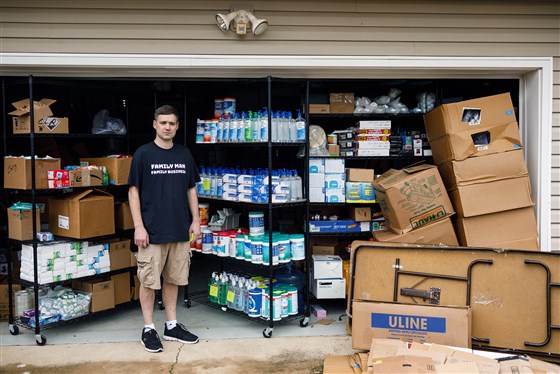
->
[0, 0, 559, 249]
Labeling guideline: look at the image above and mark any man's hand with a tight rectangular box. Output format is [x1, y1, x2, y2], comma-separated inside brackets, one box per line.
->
[134, 226, 150, 248]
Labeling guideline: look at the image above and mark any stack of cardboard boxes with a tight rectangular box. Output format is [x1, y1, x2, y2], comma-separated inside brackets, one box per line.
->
[424, 93, 538, 250]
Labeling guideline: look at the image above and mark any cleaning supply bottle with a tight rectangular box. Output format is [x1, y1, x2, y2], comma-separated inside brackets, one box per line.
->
[288, 111, 296, 141]
[243, 111, 252, 142]
[292, 169, 303, 201]
[260, 107, 269, 142]
[253, 110, 261, 142]
[271, 111, 278, 142]
[236, 112, 244, 142]
[221, 113, 230, 142]
[295, 109, 306, 141]
[230, 113, 238, 142]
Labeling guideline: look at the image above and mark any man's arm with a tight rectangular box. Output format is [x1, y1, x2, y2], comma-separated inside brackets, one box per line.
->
[129, 186, 149, 248]
[187, 186, 202, 240]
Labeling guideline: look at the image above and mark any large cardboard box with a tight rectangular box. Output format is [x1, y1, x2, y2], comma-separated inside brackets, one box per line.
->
[346, 168, 374, 182]
[111, 273, 131, 305]
[107, 238, 132, 271]
[72, 279, 115, 312]
[4, 156, 61, 190]
[424, 93, 521, 164]
[8, 206, 41, 241]
[351, 300, 471, 350]
[330, 93, 354, 113]
[0, 284, 21, 321]
[69, 168, 103, 187]
[115, 201, 134, 230]
[373, 217, 458, 246]
[428, 121, 521, 165]
[322, 355, 358, 374]
[438, 149, 528, 188]
[48, 189, 115, 239]
[9, 98, 69, 134]
[80, 157, 132, 186]
[454, 207, 538, 250]
[372, 164, 454, 234]
[448, 176, 533, 217]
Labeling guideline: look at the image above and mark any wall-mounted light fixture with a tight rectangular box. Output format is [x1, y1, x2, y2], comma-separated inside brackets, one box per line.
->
[215, 9, 268, 36]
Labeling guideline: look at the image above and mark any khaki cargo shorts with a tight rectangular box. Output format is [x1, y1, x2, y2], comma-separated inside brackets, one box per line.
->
[136, 242, 191, 290]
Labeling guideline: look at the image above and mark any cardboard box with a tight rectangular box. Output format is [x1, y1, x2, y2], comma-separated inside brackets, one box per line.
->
[346, 168, 374, 182]
[424, 93, 521, 164]
[48, 189, 115, 239]
[8, 206, 41, 241]
[106, 238, 132, 271]
[322, 355, 359, 374]
[311, 278, 346, 299]
[0, 284, 21, 321]
[327, 144, 339, 156]
[348, 206, 372, 222]
[80, 157, 132, 186]
[313, 245, 337, 255]
[448, 176, 533, 217]
[111, 273, 131, 305]
[437, 149, 528, 188]
[429, 121, 522, 165]
[454, 207, 538, 250]
[373, 217, 458, 246]
[330, 93, 354, 113]
[21, 196, 50, 223]
[4, 156, 61, 190]
[308, 104, 330, 114]
[72, 279, 115, 312]
[372, 164, 454, 234]
[69, 168, 103, 187]
[325, 158, 345, 173]
[351, 301, 471, 350]
[312, 255, 343, 279]
[115, 201, 134, 230]
[131, 275, 140, 300]
[9, 98, 69, 134]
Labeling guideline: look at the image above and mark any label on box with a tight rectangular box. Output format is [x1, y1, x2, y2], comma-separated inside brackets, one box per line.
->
[58, 215, 69, 230]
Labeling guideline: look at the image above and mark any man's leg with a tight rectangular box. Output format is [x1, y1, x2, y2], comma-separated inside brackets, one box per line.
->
[140, 285, 156, 324]
[162, 281, 178, 322]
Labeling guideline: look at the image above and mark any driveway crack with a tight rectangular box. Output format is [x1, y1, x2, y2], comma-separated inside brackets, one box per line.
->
[169, 343, 184, 373]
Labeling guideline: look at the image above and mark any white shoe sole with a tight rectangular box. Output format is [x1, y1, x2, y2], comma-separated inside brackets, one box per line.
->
[162, 335, 199, 344]
[141, 339, 163, 352]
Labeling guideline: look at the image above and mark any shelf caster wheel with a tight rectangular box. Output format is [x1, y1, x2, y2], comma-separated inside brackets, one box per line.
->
[300, 316, 309, 327]
[9, 324, 19, 335]
[263, 327, 273, 338]
[35, 334, 47, 346]
[184, 299, 191, 308]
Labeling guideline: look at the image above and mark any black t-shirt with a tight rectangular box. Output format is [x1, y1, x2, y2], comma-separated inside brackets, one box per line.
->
[128, 142, 200, 244]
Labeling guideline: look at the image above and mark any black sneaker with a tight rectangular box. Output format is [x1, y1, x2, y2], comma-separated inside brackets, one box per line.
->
[141, 328, 163, 353]
[163, 323, 199, 344]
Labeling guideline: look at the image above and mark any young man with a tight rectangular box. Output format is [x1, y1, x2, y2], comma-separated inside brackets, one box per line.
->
[128, 105, 201, 353]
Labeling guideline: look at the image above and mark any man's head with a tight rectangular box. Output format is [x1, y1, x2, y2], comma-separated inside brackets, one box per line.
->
[153, 105, 179, 143]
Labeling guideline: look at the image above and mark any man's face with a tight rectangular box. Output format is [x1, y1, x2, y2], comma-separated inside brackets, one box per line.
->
[153, 114, 179, 141]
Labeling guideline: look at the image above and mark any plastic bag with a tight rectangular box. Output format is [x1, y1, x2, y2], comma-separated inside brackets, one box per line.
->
[92, 109, 127, 135]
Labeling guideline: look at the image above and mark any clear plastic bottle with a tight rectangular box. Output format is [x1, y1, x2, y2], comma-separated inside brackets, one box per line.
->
[271, 111, 278, 143]
[221, 113, 230, 142]
[216, 167, 223, 198]
[230, 113, 238, 142]
[260, 107, 269, 142]
[236, 112, 244, 142]
[288, 111, 297, 141]
[282, 112, 291, 142]
[253, 110, 261, 142]
[292, 169, 303, 201]
[295, 109, 306, 141]
[216, 116, 223, 143]
[226, 279, 236, 309]
[277, 111, 285, 142]
[209, 167, 217, 197]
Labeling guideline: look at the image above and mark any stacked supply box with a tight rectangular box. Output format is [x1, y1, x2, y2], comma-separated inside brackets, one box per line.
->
[20, 241, 111, 284]
[333, 129, 355, 157]
[4, 156, 61, 190]
[221, 170, 239, 201]
[325, 158, 346, 202]
[424, 93, 538, 250]
[80, 156, 132, 186]
[355, 121, 391, 157]
[310, 255, 346, 299]
[309, 158, 346, 202]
